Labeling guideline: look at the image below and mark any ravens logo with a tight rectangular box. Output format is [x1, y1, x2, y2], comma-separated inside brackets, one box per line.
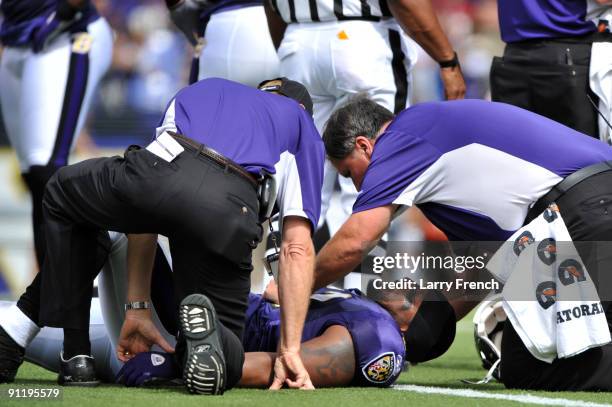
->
[363, 353, 395, 383]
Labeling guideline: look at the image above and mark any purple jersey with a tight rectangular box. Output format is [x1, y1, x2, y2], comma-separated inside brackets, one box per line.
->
[0, 0, 99, 46]
[497, 0, 604, 43]
[353, 100, 612, 241]
[243, 288, 405, 387]
[157, 78, 325, 229]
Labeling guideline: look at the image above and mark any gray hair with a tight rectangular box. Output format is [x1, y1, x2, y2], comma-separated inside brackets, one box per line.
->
[322, 97, 394, 159]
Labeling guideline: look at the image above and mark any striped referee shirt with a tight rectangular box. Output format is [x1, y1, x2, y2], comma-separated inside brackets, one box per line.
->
[270, 0, 392, 23]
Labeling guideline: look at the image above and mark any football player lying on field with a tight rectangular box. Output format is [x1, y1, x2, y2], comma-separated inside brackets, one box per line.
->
[0, 232, 461, 387]
[113, 275, 466, 387]
[118, 281, 408, 388]
[240, 280, 464, 387]
[0, 281, 406, 388]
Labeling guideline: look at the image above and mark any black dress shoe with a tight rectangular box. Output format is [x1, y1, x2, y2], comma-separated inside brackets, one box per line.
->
[179, 294, 226, 395]
[58, 352, 100, 387]
[0, 326, 25, 383]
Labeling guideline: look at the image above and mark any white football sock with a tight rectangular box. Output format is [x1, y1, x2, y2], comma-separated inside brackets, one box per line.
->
[0, 304, 40, 348]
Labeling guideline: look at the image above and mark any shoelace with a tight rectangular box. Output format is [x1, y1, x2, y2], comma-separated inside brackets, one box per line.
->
[460, 358, 501, 385]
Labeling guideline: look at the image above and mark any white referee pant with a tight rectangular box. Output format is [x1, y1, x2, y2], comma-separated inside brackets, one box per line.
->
[278, 19, 417, 235]
[196, 5, 280, 87]
[0, 18, 113, 171]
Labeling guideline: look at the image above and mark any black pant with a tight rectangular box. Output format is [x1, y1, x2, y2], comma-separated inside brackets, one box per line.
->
[18, 144, 263, 389]
[501, 170, 612, 391]
[490, 37, 604, 138]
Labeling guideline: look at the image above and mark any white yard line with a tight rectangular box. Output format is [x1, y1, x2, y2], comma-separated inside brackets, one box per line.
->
[394, 384, 612, 407]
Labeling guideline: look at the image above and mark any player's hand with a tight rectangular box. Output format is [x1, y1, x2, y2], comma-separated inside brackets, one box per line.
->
[263, 280, 280, 304]
[117, 309, 174, 362]
[440, 66, 466, 100]
[269, 351, 315, 390]
[168, 0, 206, 46]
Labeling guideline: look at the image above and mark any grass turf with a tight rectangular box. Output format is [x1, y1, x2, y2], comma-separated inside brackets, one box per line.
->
[2, 318, 612, 406]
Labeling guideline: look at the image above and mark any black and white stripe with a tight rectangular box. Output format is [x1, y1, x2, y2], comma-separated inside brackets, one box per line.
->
[273, 0, 392, 23]
[388, 29, 409, 113]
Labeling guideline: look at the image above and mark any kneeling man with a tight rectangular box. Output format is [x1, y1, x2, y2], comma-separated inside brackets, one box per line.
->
[316, 97, 612, 391]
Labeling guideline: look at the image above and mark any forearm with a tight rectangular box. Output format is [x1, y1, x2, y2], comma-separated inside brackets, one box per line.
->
[315, 207, 393, 289]
[315, 237, 366, 289]
[240, 326, 355, 388]
[240, 352, 276, 387]
[387, 0, 454, 62]
[126, 234, 158, 302]
[278, 240, 314, 353]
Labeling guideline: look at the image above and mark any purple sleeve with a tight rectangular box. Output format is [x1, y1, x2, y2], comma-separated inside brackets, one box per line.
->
[280, 111, 324, 230]
[349, 316, 405, 387]
[353, 131, 440, 213]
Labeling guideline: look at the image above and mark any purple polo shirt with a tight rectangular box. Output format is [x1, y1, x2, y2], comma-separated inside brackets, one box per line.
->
[497, 0, 600, 43]
[353, 100, 612, 241]
[156, 78, 325, 229]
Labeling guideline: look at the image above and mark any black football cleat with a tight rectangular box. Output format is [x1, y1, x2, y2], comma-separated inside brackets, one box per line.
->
[58, 352, 100, 387]
[179, 294, 226, 395]
[0, 326, 25, 383]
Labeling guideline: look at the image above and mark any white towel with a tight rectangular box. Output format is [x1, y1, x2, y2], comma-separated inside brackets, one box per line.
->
[589, 41, 612, 145]
[487, 204, 611, 363]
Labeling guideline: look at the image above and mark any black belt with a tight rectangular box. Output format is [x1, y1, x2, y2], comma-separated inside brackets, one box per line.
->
[526, 160, 612, 223]
[510, 31, 612, 46]
[168, 131, 259, 189]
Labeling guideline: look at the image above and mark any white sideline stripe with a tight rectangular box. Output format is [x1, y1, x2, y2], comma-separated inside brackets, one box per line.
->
[393, 385, 612, 407]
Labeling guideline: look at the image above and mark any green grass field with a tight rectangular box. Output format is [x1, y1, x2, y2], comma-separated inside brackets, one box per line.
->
[2, 317, 612, 407]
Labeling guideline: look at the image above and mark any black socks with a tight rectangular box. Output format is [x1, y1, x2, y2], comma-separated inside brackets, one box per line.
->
[63, 328, 91, 359]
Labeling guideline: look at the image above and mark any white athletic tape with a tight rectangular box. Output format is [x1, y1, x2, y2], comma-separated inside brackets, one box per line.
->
[393, 384, 612, 407]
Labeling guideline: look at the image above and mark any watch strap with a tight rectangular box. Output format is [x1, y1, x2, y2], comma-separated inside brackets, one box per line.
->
[439, 52, 460, 69]
[124, 301, 151, 311]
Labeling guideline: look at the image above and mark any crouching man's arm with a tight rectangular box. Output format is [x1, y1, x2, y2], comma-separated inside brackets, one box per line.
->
[315, 206, 394, 289]
[117, 234, 174, 362]
[270, 216, 316, 390]
[240, 325, 355, 388]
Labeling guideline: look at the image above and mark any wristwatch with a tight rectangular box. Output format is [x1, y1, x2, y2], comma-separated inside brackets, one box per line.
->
[124, 301, 151, 311]
[439, 52, 460, 69]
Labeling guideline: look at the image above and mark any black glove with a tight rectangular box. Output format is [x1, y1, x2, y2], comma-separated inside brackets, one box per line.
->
[168, 0, 208, 45]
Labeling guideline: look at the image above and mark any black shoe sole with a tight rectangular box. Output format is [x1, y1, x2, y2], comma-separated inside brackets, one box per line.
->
[0, 373, 16, 384]
[179, 294, 225, 395]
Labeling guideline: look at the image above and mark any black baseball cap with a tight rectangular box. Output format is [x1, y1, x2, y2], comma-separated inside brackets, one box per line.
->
[258, 77, 313, 116]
